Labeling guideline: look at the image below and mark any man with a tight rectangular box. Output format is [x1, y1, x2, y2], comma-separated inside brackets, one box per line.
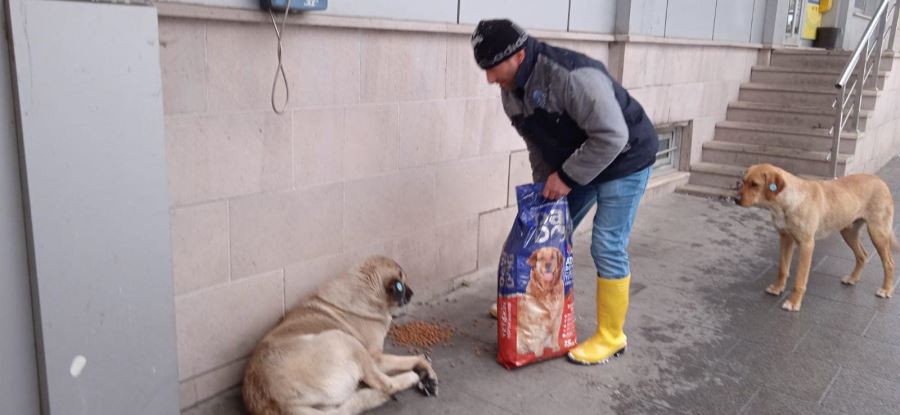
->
[473, 19, 659, 366]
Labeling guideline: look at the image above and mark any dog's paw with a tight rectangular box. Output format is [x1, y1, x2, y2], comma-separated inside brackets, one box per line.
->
[840, 275, 858, 286]
[876, 288, 893, 299]
[781, 300, 801, 312]
[765, 284, 785, 296]
[416, 372, 438, 397]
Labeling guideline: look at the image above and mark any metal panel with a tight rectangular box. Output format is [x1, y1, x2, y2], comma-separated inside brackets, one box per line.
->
[569, 0, 617, 33]
[0, 2, 40, 413]
[459, 0, 570, 31]
[751, 0, 768, 43]
[666, 0, 717, 39]
[321, 0, 458, 23]
[627, 0, 668, 36]
[714, 0, 756, 42]
[7, 1, 179, 413]
[156, 0, 258, 10]
[762, 0, 790, 45]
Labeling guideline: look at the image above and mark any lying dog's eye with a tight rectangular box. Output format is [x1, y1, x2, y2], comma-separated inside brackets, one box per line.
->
[393, 281, 404, 292]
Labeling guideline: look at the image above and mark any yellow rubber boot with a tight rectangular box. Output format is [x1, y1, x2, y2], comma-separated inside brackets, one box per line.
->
[567, 275, 630, 365]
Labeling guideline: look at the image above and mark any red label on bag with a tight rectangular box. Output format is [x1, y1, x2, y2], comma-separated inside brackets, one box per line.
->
[497, 291, 576, 368]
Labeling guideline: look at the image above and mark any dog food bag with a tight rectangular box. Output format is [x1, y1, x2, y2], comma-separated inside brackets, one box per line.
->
[497, 183, 577, 369]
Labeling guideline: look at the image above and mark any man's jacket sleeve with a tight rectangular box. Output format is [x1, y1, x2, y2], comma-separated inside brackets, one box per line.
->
[557, 68, 630, 187]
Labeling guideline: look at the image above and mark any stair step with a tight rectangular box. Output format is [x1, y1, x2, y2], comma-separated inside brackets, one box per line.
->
[773, 48, 852, 55]
[770, 49, 893, 71]
[750, 65, 888, 89]
[739, 83, 877, 109]
[675, 183, 736, 200]
[727, 101, 870, 131]
[716, 121, 859, 153]
[688, 162, 744, 189]
[770, 48, 894, 57]
[703, 140, 849, 162]
[688, 161, 830, 188]
[692, 161, 746, 176]
[702, 141, 849, 177]
[717, 120, 860, 139]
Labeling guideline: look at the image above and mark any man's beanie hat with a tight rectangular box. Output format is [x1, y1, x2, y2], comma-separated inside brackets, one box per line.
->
[471, 19, 529, 69]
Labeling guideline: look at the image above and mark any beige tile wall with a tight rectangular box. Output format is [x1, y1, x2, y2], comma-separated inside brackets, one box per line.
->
[160, 17, 761, 408]
[847, 55, 900, 175]
[161, 19, 531, 408]
[621, 43, 757, 166]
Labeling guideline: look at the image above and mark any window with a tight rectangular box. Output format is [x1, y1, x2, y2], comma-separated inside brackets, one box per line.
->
[855, 0, 879, 16]
[653, 125, 684, 175]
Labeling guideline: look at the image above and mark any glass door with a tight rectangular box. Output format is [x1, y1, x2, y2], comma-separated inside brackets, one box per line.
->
[785, 0, 806, 45]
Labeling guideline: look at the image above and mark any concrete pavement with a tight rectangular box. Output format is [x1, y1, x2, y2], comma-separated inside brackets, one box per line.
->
[185, 158, 900, 415]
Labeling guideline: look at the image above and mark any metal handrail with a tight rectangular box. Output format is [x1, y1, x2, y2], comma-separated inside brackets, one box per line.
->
[831, 0, 899, 177]
[836, 0, 893, 88]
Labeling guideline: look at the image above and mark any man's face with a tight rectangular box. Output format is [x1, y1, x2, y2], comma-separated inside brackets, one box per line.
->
[484, 49, 525, 91]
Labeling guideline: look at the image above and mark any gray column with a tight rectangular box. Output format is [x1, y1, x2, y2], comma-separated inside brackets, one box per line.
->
[834, 0, 858, 49]
[6, 0, 180, 413]
[762, 0, 790, 46]
[0, 3, 41, 414]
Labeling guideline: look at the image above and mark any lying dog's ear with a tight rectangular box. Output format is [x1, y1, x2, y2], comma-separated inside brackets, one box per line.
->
[527, 251, 538, 267]
[764, 171, 786, 200]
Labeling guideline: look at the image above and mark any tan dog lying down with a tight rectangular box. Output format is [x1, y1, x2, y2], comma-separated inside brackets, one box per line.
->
[736, 163, 896, 311]
[243, 256, 437, 415]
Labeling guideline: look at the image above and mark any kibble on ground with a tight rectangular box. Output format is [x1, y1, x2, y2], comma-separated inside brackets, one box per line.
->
[388, 320, 455, 354]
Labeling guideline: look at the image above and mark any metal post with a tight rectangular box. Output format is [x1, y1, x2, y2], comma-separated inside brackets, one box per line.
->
[832, 88, 845, 178]
[888, 1, 900, 51]
[874, 14, 886, 90]
[855, 42, 868, 131]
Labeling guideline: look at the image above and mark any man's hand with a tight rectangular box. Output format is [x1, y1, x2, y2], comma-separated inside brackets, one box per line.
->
[543, 172, 572, 200]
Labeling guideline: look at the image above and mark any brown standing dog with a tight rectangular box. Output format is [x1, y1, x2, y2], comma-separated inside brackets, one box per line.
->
[517, 247, 565, 356]
[243, 256, 437, 415]
[735, 163, 896, 311]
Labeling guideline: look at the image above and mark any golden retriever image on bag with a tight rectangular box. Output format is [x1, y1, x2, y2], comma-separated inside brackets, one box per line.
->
[242, 256, 438, 415]
[516, 247, 565, 357]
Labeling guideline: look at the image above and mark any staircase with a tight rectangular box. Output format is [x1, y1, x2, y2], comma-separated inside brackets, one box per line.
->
[676, 48, 891, 199]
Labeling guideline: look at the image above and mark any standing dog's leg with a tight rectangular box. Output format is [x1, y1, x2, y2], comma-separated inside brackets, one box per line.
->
[840, 220, 869, 286]
[767, 232, 795, 295]
[783, 238, 814, 311]
[867, 224, 895, 298]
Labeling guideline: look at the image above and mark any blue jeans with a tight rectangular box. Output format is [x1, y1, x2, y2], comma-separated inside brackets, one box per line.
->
[566, 166, 651, 279]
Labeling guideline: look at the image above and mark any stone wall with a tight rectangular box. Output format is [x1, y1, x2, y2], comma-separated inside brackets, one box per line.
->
[159, 13, 761, 408]
[847, 54, 900, 175]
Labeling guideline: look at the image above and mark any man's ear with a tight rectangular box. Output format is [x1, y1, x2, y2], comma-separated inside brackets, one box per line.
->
[513, 48, 526, 64]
